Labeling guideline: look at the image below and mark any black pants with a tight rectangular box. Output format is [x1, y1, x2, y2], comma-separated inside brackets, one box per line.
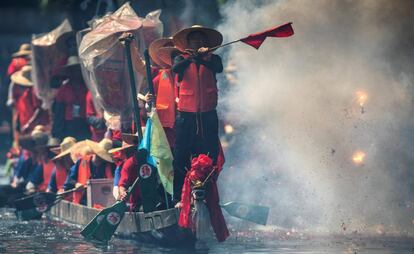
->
[173, 110, 219, 201]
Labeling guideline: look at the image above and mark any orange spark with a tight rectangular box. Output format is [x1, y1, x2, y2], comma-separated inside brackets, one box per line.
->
[352, 151, 366, 165]
[356, 91, 368, 107]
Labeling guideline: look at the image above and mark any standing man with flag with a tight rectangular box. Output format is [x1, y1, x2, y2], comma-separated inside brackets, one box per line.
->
[170, 26, 224, 206]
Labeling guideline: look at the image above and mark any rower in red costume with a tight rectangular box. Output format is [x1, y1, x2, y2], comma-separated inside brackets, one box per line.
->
[22, 126, 56, 194]
[52, 56, 90, 141]
[63, 139, 115, 205]
[10, 66, 49, 136]
[109, 133, 138, 200]
[47, 137, 77, 194]
[146, 38, 180, 148]
[7, 43, 31, 76]
[117, 134, 142, 212]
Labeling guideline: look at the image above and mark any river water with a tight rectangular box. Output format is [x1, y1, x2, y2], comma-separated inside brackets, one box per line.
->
[0, 208, 413, 254]
[1, 166, 413, 253]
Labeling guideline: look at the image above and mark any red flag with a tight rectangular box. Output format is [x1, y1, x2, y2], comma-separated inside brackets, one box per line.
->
[240, 22, 294, 49]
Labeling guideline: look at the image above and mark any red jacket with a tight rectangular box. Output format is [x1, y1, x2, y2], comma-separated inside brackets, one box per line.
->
[13, 85, 49, 133]
[177, 55, 218, 113]
[153, 69, 177, 128]
[118, 155, 142, 211]
[7, 57, 28, 76]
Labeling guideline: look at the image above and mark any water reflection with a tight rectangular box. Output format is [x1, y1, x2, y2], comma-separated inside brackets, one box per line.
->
[0, 209, 413, 253]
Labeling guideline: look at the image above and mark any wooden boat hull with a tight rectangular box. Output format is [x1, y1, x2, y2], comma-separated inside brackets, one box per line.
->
[48, 200, 195, 247]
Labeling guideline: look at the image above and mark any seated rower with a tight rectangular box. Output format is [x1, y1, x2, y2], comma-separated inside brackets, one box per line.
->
[108, 133, 138, 200]
[47, 137, 77, 194]
[117, 144, 142, 212]
[63, 138, 115, 205]
[23, 126, 57, 194]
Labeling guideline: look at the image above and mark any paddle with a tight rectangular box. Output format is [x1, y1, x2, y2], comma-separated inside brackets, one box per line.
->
[80, 172, 141, 242]
[220, 202, 270, 225]
[14, 186, 85, 211]
[14, 187, 84, 220]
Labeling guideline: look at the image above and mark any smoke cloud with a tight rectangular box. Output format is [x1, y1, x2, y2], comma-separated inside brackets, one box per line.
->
[217, 0, 414, 235]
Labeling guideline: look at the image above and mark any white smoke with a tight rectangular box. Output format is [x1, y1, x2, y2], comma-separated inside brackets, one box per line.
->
[217, 0, 414, 234]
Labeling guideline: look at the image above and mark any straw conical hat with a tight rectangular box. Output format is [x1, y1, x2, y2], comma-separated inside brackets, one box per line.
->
[12, 43, 32, 58]
[108, 142, 136, 154]
[148, 37, 173, 68]
[69, 140, 92, 162]
[85, 139, 114, 163]
[172, 25, 223, 51]
[158, 47, 183, 67]
[52, 137, 77, 161]
[11, 65, 33, 87]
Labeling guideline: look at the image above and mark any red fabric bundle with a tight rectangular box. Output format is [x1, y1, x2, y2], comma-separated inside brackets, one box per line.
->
[178, 154, 229, 242]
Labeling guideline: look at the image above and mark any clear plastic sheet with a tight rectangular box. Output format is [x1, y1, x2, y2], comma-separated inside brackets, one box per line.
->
[31, 19, 73, 109]
[78, 3, 163, 127]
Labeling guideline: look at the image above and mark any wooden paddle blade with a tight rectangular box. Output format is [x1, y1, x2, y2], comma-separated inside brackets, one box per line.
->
[81, 207, 110, 239]
[221, 202, 270, 225]
[14, 192, 57, 211]
[15, 197, 63, 220]
[87, 201, 128, 242]
[81, 201, 128, 242]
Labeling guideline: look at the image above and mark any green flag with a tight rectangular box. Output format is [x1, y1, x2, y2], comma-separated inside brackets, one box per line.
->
[149, 110, 174, 194]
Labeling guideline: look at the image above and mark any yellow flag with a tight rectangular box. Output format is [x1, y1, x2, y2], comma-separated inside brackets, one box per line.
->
[149, 110, 174, 194]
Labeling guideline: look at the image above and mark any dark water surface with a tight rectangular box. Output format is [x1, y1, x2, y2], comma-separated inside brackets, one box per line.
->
[0, 209, 413, 254]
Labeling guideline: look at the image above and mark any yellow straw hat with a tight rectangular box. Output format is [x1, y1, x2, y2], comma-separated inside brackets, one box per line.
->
[11, 65, 33, 87]
[148, 37, 173, 68]
[85, 139, 114, 163]
[172, 25, 223, 51]
[157, 46, 184, 67]
[52, 137, 77, 161]
[12, 43, 32, 58]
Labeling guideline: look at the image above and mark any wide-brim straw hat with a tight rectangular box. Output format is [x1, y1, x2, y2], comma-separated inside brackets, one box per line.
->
[108, 142, 136, 154]
[148, 37, 174, 68]
[11, 65, 33, 87]
[121, 133, 139, 145]
[12, 43, 32, 58]
[158, 47, 184, 67]
[52, 136, 77, 161]
[46, 137, 61, 148]
[69, 140, 91, 162]
[172, 25, 223, 51]
[60, 55, 81, 73]
[85, 139, 114, 163]
[20, 125, 49, 150]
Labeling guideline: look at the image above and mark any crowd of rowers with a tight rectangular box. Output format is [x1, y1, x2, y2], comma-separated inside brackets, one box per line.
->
[0, 25, 228, 213]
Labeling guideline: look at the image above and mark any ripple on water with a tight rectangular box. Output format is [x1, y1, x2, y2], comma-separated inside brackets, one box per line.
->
[0, 208, 414, 253]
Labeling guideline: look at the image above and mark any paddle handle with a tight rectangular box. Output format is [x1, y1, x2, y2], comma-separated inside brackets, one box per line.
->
[143, 49, 155, 109]
[124, 176, 140, 201]
[120, 34, 143, 140]
[57, 185, 86, 197]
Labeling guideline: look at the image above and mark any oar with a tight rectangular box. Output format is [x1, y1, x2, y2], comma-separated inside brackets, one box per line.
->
[14, 186, 85, 211]
[220, 202, 270, 225]
[14, 186, 85, 221]
[80, 174, 141, 242]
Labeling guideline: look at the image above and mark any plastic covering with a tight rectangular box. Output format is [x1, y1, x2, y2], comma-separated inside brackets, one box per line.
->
[78, 3, 163, 128]
[31, 19, 72, 109]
